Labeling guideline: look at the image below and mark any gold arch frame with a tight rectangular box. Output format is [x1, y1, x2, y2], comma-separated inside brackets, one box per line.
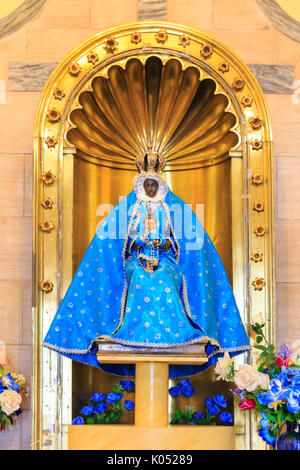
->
[33, 21, 275, 450]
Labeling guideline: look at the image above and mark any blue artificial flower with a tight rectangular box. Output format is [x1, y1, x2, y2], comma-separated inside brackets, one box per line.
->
[214, 394, 227, 408]
[192, 412, 205, 422]
[258, 411, 276, 447]
[94, 402, 107, 414]
[258, 427, 276, 447]
[80, 405, 94, 416]
[178, 379, 193, 389]
[106, 392, 123, 404]
[3, 373, 20, 393]
[220, 412, 233, 424]
[181, 385, 195, 398]
[286, 389, 300, 413]
[0, 382, 3, 394]
[260, 411, 269, 429]
[91, 393, 106, 402]
[256, 392, 270, 406]
[205, 397, 220, 416]
[72, 416, 84, 425]
[119, 380, 135, 391]
[286, 367, 300, 376]
[168, 386, 181, 397]
[171, 379, 195, 397]
[276, 371, 291, 388]
[278, 367, 300, 387]
[124, 400, 135, 411]
[292, 375, 300, 390]
[266, 377, 287, 402]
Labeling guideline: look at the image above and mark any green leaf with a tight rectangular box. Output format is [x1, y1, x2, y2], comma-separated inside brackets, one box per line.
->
[2, 413, 10, 425]
[115, 402, 122, 411]
[267, 414, 277, 423]
[254, 322, 265, 329]
[273, 365, 281, 375]
[259, 352, 268, 359]
[254, 345, 267, 351]
[251, 325, 261, 335]
[286, 413, 297, 423]
[256, 336, 263, 343]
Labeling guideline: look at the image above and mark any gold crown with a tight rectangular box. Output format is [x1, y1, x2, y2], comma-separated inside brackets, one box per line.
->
[136, 144, 166, 174]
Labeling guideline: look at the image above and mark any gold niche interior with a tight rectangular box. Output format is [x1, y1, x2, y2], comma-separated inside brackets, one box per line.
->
[67, 55, 240, 422]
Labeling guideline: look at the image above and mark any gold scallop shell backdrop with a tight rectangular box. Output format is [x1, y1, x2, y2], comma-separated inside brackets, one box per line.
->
[67, 56, 239, 170]
[33, 22, 275, 450]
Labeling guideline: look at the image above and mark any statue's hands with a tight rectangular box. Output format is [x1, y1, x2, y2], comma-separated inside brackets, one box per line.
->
[132, 241, 142, 251]
[151, 239, 162, 247]
[159, 239, 172, 251]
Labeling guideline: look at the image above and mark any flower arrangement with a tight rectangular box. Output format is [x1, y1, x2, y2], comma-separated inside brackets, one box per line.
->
[214, 315, 300, 448]
[0, 362, 28, 431]
[72, 380, 135, 425]
[169, 379, 233, 425]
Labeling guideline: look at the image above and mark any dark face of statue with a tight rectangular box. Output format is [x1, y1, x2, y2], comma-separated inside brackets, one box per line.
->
[144, 178, 159, 198]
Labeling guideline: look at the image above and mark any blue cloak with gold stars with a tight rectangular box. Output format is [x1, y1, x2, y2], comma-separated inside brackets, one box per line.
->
[43, 182, 250, 378]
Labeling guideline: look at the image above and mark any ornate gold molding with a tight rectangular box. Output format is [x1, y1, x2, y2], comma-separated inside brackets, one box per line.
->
[39, 220, 55, 232]
[40, 280, 53, 293]
[40, 170, 55, 185]
[45, 136, 57, 148]
[253, 201, 264, 212]
[250, 251, 264, 263]
[41, 197, 54, 209]
[251, 173, 264, 185]
[252, 277, 266, 291]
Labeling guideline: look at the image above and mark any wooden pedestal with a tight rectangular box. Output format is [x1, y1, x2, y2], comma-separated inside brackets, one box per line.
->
[68, 352, 235, 450]
[68, 425, 235, 450]
[135, 362, 169, 427]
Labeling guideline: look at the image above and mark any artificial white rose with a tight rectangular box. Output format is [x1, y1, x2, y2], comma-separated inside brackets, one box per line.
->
[0, 389, 22, 416]
[234, 363, 262, 392]
[215, 352, 234, 381]
[259, 372, 270, 390]
[251, 313, 264, 325]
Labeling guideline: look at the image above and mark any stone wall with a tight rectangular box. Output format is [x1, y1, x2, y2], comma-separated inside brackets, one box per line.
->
[0, 0, 299, 449]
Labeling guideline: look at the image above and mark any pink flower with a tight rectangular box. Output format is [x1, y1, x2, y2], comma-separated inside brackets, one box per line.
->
[275, 356, 289, 369]
[238, 398, 256, 410]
